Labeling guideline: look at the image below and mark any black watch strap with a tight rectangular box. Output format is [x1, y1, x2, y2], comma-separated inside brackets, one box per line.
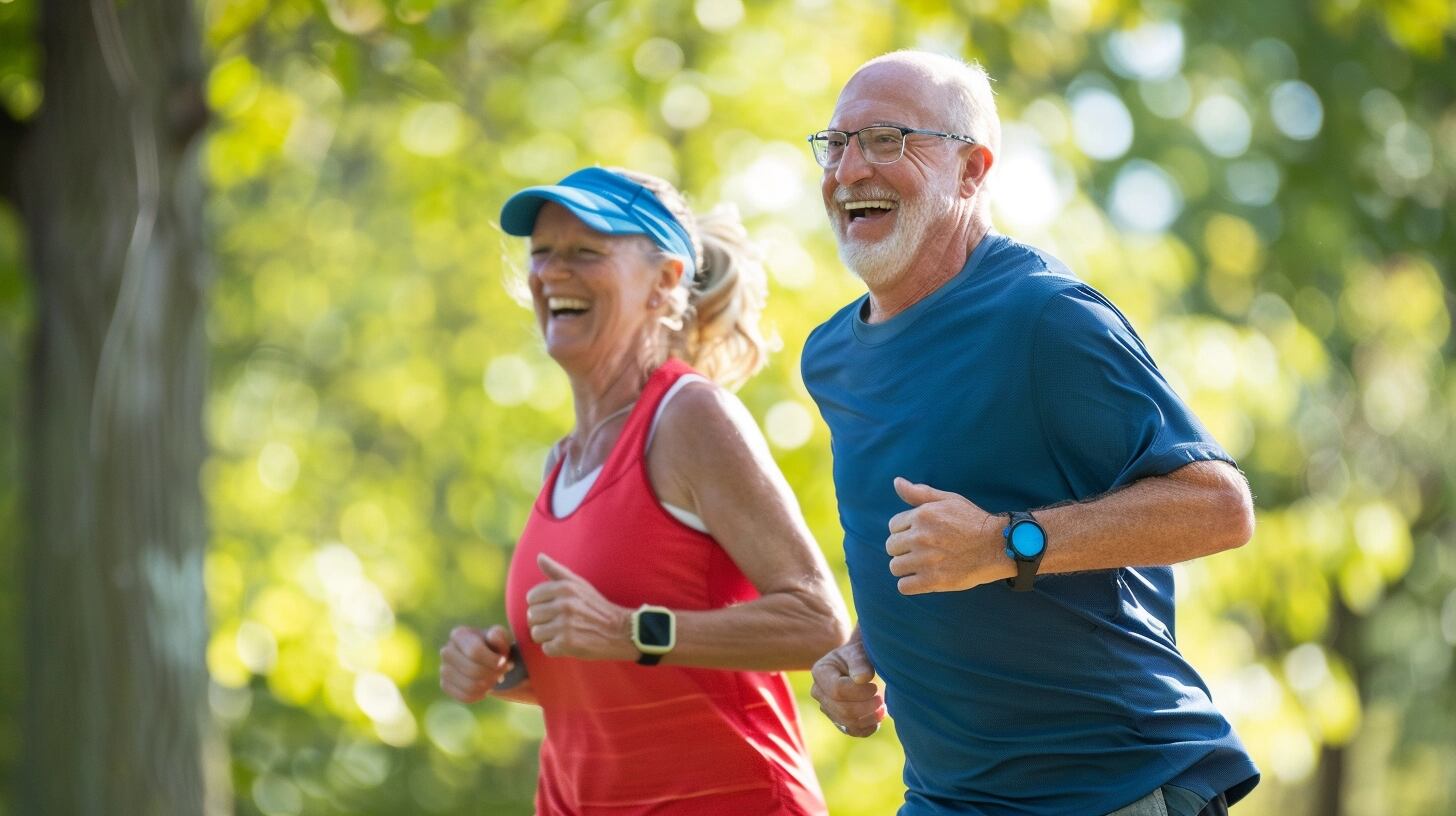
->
[493, 644, 528, 690]
[636, 651, 663, 666]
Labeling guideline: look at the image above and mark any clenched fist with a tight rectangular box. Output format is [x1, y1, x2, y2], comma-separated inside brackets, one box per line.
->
[439, 624, 517, 703]
[524, 554, 636, 661]
[809, 633, 885, 738]
[886, 477, 1012, 594]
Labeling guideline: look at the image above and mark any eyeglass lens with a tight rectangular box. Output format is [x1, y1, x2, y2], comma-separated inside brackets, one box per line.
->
[814, 127, 905, 167]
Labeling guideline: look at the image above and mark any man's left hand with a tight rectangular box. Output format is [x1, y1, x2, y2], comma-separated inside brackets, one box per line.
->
[886, 477, 1013, 595]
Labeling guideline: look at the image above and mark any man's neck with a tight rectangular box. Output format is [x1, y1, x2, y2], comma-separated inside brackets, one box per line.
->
[863, 216, 992, 324]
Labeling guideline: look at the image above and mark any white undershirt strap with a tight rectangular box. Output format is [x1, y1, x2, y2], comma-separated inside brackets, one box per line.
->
[551, 375, 710, 532]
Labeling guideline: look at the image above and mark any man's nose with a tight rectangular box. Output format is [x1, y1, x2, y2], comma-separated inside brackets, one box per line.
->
[833, 136, 874, 187]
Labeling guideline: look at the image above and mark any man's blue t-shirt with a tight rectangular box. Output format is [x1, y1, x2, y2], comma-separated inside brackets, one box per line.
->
[801, 234, 1259, 815]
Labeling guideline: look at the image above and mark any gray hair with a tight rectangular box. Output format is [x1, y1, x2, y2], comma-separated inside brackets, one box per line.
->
[857, 50, 1001, 167]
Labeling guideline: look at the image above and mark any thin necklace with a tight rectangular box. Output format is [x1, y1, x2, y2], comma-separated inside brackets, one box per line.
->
[564, 401, 635, 484]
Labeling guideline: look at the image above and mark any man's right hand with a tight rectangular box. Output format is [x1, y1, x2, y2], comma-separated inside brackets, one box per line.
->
[809, 632, 886, 737]
[439, 624, 515, 703]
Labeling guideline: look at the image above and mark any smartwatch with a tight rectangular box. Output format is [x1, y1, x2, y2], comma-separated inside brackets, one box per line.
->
[1002, 511, 1046, 592]
[492, 643, 528, 691]
[630, 605, 675, 666]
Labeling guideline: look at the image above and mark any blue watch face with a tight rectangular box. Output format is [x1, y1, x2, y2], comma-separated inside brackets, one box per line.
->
[1010, 522, 1045, 558]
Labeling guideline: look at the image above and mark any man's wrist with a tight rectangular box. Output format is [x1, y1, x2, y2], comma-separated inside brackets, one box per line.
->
[984, 514, 1018, 584]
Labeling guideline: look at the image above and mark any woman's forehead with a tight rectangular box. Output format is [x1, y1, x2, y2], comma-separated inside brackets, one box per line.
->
[529, 206, 655, 257]
[530, 201, 598, 238]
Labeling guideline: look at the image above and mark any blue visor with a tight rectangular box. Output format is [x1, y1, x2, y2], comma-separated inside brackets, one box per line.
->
[499, 167, 697, 284]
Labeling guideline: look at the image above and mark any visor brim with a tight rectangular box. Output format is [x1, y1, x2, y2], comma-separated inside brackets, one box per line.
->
[499, 186, 650, 238]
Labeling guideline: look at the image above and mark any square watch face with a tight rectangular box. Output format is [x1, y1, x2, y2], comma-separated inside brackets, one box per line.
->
[637, 611, 672, 647]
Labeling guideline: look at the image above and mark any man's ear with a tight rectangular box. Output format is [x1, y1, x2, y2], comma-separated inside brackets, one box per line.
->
[959, 145, 994, 199]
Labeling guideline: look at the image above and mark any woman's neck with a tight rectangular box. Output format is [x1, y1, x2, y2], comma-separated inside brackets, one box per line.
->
[557, 343, 664, 482]
[566, 340, 664, 433]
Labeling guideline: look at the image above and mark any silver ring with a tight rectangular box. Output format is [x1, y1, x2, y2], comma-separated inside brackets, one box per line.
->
[836, 722, 849, 734]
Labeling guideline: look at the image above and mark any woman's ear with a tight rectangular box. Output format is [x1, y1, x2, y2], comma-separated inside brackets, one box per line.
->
[653, 255, 685, 305]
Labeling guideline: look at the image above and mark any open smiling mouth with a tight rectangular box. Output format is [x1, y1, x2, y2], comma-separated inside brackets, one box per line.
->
[844, 199, 898, 222]
[547, 297, 590, 318]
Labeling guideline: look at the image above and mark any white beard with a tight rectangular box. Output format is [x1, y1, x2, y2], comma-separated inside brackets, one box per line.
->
[832, 184, 957, 288]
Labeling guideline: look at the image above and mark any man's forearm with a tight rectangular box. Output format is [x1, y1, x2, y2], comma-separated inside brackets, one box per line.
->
[886, 460, 1254, 595]
[1034, 460, 1254, 575]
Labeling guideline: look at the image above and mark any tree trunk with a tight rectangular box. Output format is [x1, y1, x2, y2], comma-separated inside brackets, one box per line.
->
[15, 0, 220, 812]
[1312, 597, 1359, 816]
[1313, 742, 1346, 816]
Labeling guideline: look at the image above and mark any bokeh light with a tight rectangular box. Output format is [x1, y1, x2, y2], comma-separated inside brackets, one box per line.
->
[1108, 160, 1183, 233]
[1193, 94, 1253, 158]
[1070, 85, 1134, 160]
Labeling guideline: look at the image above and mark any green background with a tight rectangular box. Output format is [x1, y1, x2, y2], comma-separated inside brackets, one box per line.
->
[1, 0, 1453, 813]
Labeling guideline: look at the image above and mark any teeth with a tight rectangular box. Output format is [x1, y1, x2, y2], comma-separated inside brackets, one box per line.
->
[547, 297, 590, 311]
[843, 200, 898, 211]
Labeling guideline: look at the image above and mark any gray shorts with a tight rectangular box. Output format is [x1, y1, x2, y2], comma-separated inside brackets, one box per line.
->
[1106, 787, 1230, 816]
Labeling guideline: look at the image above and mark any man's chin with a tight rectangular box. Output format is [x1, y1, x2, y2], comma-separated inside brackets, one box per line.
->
[851, 266, 902, 288]
[838, 244, 904, 287]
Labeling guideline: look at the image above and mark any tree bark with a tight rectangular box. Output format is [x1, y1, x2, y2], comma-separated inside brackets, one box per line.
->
[1312, 597, 1358, 816]
[16, 0, 220, 813]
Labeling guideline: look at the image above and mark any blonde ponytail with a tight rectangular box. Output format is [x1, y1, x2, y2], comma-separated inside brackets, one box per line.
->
[679, 204, 769, 390]
[611, 169, 771, 391]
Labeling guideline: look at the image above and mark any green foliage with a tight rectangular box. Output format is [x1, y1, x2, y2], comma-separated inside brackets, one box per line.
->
[0, 0, 38, 121]
[1, 0, 1454, 813]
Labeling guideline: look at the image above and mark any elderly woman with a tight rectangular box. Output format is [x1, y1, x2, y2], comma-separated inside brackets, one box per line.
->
[439, 167, 850, 815]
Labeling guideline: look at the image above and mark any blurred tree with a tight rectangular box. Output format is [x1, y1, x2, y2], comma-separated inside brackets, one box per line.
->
[3, 0, 219, 813]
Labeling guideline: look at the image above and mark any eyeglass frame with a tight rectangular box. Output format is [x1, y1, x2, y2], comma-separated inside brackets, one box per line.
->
[806, 125, 980, 168]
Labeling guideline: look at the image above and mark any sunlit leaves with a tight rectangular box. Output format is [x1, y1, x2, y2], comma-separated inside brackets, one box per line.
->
[0, 0, 38, 119]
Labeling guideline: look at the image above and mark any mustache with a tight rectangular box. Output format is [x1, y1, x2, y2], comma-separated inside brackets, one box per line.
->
[833, 185, 901, 205]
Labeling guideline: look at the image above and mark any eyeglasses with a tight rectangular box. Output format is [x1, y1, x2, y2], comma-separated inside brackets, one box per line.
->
[806, 126, 979, 169]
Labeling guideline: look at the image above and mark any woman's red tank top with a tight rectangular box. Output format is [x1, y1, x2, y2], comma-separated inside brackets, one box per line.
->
[505, 359, 827, 815]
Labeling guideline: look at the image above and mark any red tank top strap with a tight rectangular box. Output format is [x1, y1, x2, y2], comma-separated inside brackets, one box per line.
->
[597, 357, 696, 486]
[534, 358, 698, 519]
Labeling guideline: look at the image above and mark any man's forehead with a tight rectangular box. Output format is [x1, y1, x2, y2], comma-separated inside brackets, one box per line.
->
[830, 63, 939, 128]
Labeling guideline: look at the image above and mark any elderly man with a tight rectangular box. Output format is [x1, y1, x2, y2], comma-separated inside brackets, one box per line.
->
[802, 51, 1260, 816]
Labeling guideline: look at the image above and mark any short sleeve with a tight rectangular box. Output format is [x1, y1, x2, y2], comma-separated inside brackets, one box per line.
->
[1030, 286, 1233, 497]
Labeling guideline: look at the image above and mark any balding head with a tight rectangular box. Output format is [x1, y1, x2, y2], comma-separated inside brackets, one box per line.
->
[844, 51, 1001, 166]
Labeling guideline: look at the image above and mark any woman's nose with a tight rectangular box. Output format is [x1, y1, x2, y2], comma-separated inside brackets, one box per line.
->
[532, 252, 572, 280]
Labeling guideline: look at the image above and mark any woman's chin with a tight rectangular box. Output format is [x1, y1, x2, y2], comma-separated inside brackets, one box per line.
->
[544, 341, 583, 365]
[544, 321, 590, 354]
[543, 339, 602, 376]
